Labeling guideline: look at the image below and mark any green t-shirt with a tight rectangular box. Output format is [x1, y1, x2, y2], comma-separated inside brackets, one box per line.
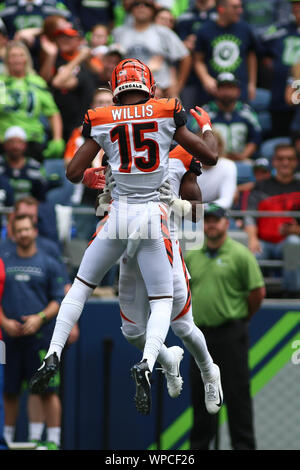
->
[185, 237, 265, 327]
[0, 73, 58, 143]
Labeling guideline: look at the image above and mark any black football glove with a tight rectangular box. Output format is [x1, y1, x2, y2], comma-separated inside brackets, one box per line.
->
[189, 157, 202, 176]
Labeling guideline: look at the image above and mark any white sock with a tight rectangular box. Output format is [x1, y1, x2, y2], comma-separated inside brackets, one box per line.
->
[182, 325, 214, 379]
[46, 426, 61, 446]
[142, 298, 173, 371]
[28, 422, 44, 441]
[4, 425, 15, 443]
[122, 329, 174, 371]
[157, 344, 174, 370]
[46, 278, 93, 360]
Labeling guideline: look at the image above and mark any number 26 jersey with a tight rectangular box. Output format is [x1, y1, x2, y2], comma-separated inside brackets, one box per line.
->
[82, 97, 187, 203]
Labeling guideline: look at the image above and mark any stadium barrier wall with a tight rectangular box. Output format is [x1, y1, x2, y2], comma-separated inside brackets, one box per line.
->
[14, 298, 300, 450]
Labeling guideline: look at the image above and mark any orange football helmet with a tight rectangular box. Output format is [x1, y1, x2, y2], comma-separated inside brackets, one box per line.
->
[111, 58, 155, 103]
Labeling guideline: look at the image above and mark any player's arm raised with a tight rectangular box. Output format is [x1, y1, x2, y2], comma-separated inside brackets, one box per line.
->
[66, 137, 101, 183]
[174, 106, 218, 166]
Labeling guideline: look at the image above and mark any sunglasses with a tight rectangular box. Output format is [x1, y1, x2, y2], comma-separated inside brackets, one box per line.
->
[132, 1, 154, 8]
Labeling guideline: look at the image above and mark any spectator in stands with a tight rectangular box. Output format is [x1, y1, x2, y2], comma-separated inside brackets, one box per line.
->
[46, 27, 96, 141]
[0, 41, 64, 162]
[0, 0, 73, 41]
[199, 73, 262, 164]
[175, 0, 217, 110]
[1, 197, 70, 291]
[38, 14, 73, 79]
[157, 0, 192, 16]
[88, 24, 111, 77]
[260, 0, 300, 138]
[175, 0, 216, 48]
[7, 196, 60, 249]
[190, 73, 261, 186]
[154, 6, 176, 29]
[1, 214, 65, 449]
[0, 257, 8, 450]
[244, 143, 300, 296]
[285, 60, 300, 141]
[242, 0, 291, 36]
[90, 25, 110, 55]
[64, 0, 115, 33]
[0, 127, 49, 203]
[95, 45, 125, 89]
[114, 0, 189, 27]
[0, 172, 14, 237]
[113, 0, 136, 27]
[235, 157, 272, 211]
[194, 0, 259, 104]
[90, 23, 110, 51]
[0, 19, 8, 74]
[112, 0, 191, 97]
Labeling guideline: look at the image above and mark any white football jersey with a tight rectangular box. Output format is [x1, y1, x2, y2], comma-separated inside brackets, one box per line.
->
[82, 97, 186, 203]
[168, 146, 237, 208]
[167, 145, 197, 239]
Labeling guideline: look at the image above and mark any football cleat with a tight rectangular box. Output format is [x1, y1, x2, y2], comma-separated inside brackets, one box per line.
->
[29, 353, 59, 394]
[158, 346, 184, 398]
[202, 363, 223, 414]
[131, 359, 152, 415]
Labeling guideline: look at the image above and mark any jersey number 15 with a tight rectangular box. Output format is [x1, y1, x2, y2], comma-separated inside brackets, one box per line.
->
[110, 122, 160, 173]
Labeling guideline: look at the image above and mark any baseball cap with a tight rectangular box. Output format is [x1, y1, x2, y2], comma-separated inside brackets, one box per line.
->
[253, 157, 270, 170]
[217, 72, 240, 87]
[105, 43, 125, 58]
[54, 27, 81, 37]
[0, 18, 7, 36]
[4, 126, 27, 142]
[204, 203, 228, 219]
[130, 0, 157, 11]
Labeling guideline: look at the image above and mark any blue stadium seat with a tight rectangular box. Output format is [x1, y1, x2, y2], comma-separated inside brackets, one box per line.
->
[44, 159, 73, 206]
[249, 88, 271, 112]
[235, 161, 255, 184]
[260, 137, 292, 161]
[257, 111, 272, 133]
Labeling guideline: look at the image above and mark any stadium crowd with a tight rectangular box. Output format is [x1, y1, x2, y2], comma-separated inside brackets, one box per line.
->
[0, 0, 300, 451]
[0, 0, 298, 296]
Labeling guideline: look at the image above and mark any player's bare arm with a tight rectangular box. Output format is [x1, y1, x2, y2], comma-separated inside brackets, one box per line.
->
[174, 107, 218, 166]
[66, 137, 100, 183]
[179, 171, 202, 222]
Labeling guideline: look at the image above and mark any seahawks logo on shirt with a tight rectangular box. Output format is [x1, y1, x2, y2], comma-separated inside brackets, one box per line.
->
[282, 36, 300, 66]
[216, 258, 227, 267]
[210, 35, 242, 73]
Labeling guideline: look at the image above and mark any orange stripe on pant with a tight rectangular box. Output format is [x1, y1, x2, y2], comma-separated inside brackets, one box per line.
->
[120, 309, 136, 324]
[160, 211, 173, 267]
[173, 246, 192, 321]
[88, 214, 109, 246]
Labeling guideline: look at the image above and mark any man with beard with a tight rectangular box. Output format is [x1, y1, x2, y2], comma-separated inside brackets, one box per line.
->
[190, 73, 262, 165]
[0, 214, 65, 449]
[185, 203, 265, 450]
[0, 127, 49, 202]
